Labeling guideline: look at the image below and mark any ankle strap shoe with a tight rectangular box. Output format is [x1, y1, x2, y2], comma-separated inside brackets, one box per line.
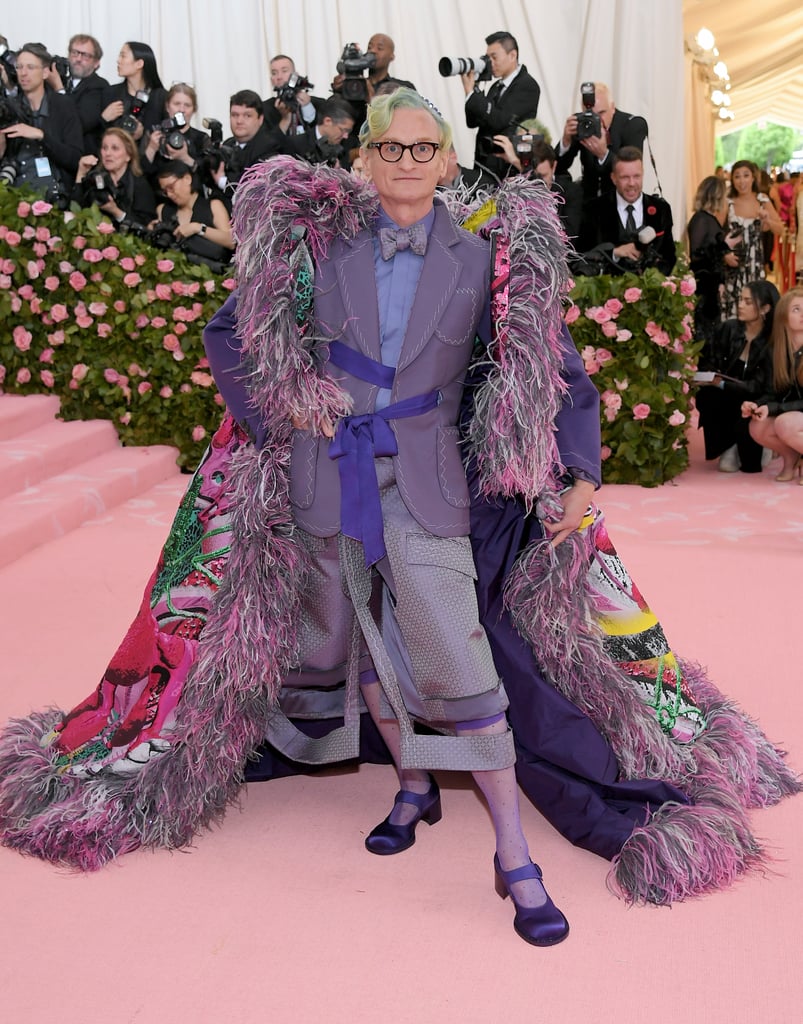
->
[365, 776, 442, 856]
[493, 854, 570, 946]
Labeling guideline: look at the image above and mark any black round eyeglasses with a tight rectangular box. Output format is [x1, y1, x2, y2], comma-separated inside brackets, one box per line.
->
[366, 141, 440, 163]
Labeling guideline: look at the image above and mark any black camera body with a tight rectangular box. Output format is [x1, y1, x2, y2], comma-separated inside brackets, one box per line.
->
[157, 112, 187, 153]
[575, 81, 602, 141]
[200, 117, 238, 185]
[148, 216, 178, 250]
[0, 93, 28, 131]
[0, 39, 18, 89]
[51, 54, 71, 89]
[85, 169, 116, 205]
[336, 44, 376, 104]
[275, 72, 313, 110]
[438, 55, 492, 82]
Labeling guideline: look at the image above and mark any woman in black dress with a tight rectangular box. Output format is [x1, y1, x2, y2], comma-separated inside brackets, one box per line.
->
[687, 175, 742, 345]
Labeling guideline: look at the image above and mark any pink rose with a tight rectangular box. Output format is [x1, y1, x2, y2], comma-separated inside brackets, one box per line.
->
[120, 257, 136, 271]
[103, 368, 119, 384]
[195, 356, 210, 369]
[223, 278, 236, 291]
[16, 367, 32, 384]
[39, 348, 54, 363]
[602, 391, 622, 412]
[134, 253, 146, 266]
[119, 412, 131, 425]
[68, 379, 80, 390]
[156, 259, 174, 272]
[162, 334, 180, 351]
[600, 445, 612, 461]
[0, 274, 11, 290]
[604, 298, 623, 316]
[76, 314, 94, 328]
[180, 383, 192, 393]
[623, 287, 642, 303]
[97, 220, 116, 235]
[595, 348, 613, 364]
[101, 245, 120, 261]
[586, 305, 612, 324]
[26, 260, 40, 280]
[171, 281, 188, 296]
[653, 329, 671, 347]
[159, 386, 173, 398]
[50, 304, 69, 323]
[128, 363, 145, 377]
[174, 322, 187, 335]
[6, 231, 21, 247]
[31, 200, 52, 215]
[97, 322, 113, 338]
[33, 242, 48, 258]
[604, 407, 618, 423]
[72, 235, 87, 250]
[680, 277, 696, 296]
[88, 301, 108, 316]
[172, 348, 186, 361]
[564, 304, 581, 325]
[11, 295, 22, 312]
[40, 370, 55, 387]
[632, 403, 651, 420]
[69, 270, 87, 291]
[17, 201, 32, 217]
[44, 275, 60, 291]
[192, 425, 207, 441]
[123, 272, 142, 287]
[600, 320, 618, 338]
[214, 393, 225, 406]
[18, 284, 34, 300]
[83, 248, 103, 263]
[49, 330, 65, 345]
[1, 259, 13, 274]
[135, 314, 149, 328]
[22, 226, 35, 239]
[30, 297, 42, 314]
[204, 279, 216, 294]
[35, 226, 50, 241]
[58, 260, 74, 273]
[614, 378, 629, 391]
[190, 371, 214, 387]
[151, 316, 167, 328]
[616, 329, 632, 341]
[661, 280, 677, 293]
[13, 326, 33, 351]
[113, 300, 126, 313]
[137, 381, 152, 395]
[155, 283, 172, 301]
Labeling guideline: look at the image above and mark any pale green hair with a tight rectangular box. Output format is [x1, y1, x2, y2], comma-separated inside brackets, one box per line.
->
[359, 87, 452, 152]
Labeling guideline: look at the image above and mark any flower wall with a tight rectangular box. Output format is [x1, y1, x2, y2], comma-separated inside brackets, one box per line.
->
[0, 184, 234, 467]
[566, 265, 701, 486]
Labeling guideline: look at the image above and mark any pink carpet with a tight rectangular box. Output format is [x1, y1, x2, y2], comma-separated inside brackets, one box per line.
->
[0, 396, 800, 1024]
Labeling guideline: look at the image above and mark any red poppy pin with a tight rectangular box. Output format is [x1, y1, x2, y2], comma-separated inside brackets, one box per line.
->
[647, 205, 657, 215]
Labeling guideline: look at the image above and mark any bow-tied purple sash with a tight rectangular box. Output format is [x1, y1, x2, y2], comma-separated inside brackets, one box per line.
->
[327, 340, 440, 567]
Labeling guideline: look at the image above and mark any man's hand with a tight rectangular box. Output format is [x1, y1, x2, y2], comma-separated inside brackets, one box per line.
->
[613, 242, 640, 262]
[102, 99, 124, 123]
[561, 115, 578, 148]
[580, 131, 608, 160]
[460, 70, 477, 96]
[291, 412, 336, 438]
[2, 122, 44, 142]
[542, 478, 596, 547]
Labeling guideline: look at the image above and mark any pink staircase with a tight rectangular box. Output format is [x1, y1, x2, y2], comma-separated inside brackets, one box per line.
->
[0, 394, 182, 569]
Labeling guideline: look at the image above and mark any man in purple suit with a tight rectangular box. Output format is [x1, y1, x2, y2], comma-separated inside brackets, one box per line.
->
[205, 88, 601, 945]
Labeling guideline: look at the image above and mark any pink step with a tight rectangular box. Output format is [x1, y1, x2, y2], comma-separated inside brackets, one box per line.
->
[0, 393, 62, 440]
[0, 444, 180, 569]
[0, 418, 120, 497]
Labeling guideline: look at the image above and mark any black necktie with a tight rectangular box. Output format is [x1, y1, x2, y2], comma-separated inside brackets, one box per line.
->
[625, 204, 636, 235]
[489, 81, 504, 103]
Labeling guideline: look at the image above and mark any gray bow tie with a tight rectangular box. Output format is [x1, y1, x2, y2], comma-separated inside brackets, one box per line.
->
[378, 223, 428, 260]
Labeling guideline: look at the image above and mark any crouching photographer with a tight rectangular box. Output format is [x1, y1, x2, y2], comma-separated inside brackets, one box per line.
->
[73, 126, 156, 230]
[151, 160, 233, 271]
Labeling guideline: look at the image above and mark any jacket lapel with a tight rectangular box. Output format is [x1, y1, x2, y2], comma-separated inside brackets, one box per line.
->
[333, 231, 382, 360]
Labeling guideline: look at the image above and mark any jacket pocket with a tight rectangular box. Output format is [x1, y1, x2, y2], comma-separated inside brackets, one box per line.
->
[436, 425, 470, 508]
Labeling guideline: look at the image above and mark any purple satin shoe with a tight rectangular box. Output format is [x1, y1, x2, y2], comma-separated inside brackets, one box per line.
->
[365, 776, 442, 855]
[493, 854, 570, 946]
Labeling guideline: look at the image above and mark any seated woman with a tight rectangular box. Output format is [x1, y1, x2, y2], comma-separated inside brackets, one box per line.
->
[742, 285, 803, 482]
[695, 280, 779, 473]
[687, 175, 742, 346]
[154, 160, 233, 268]
[73, 126, 156, 230]
[140, 82, 211, 182]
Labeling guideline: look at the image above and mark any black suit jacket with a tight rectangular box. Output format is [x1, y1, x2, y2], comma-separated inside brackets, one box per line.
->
[464, 65, 540, 179]
[65, 71, 109, 154]
[580, 190, 675, 276]
[556, 107, 648, 202]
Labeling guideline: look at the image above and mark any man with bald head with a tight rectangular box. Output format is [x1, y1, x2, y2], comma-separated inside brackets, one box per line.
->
[555, 81, 648, 204]
[331, 32, 415, 133]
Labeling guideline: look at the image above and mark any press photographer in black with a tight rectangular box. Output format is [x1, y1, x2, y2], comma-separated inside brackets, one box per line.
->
[447, 31, 540, 181]
[153, 160, 233, 270]
[207, 89, 276, 203]
[276, 96, 354, 167]
[0, 42, 82, 204]
[140, 82, 211, 181]
[73, 126, 156, 230]
[263, 54, 319, 134]
[101, 41, 167, 141]
[48, 34, 109, 155]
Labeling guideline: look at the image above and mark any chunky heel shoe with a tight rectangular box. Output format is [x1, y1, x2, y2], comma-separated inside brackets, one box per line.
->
[365, 776, 441, 856]
[493, 854, 570, 946]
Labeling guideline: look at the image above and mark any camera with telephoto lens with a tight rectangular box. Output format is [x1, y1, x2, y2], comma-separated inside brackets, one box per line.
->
[156, 112, 187, 153]
[336, 44, 376, 104]
[575, 81, 602, 140]
[0, 36, 18, 89]
[85, 168, 116, 205]
[438, 54, 492, 82]
[275, 72, 313, 110]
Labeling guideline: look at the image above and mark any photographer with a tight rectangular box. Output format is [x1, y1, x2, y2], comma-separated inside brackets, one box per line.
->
[576, 146, 674, 277]
[153, 160, 233, 269]
[492, 134, 582, 240]
[207, 89, 278, 203]
[0, 42, 82, 203]
[331, 34, 414, 130]
[555, 82, 647, 205]
[457, 31, 540, 181]
[101, 42, 167, 141]
[141, 83, 211, 182]
[48, 34, 109, 155]
[277, 96, 354, 168]
[263, 54, 319, 134]
[73, 126, 156, 230]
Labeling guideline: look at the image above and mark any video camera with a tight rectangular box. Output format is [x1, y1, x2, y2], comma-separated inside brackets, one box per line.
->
[275, 72, 313, 110]
[438, 55, 492, 82]
[575, 81, 602, 141]
[336, 43, 376, 104]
